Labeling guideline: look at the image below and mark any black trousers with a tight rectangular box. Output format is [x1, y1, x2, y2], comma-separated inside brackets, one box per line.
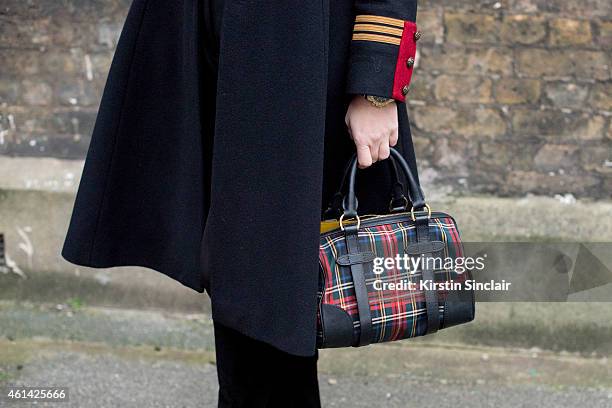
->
[203, 1, 321, 406]
[213, 322, 321, 407]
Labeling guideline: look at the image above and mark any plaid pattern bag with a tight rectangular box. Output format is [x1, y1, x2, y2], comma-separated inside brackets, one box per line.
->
[316, 149, 475, 348]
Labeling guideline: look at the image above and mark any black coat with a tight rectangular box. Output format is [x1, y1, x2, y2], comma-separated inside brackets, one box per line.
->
[62, 0, 420, 356]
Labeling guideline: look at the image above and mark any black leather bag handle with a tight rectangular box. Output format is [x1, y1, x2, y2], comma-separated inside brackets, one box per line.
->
[323, 158, 409, 219]
[343, 147, 426, 219]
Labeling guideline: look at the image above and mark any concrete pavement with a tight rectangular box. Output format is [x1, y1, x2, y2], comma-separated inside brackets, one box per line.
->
[1, 338, 611, 408]
[0, 301, 611, 407]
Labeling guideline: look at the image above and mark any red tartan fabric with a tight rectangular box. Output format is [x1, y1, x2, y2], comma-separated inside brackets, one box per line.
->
[317, 213, 471, 347]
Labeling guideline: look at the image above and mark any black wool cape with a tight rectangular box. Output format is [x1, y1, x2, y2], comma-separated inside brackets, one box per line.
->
[62, 0, 420, 357]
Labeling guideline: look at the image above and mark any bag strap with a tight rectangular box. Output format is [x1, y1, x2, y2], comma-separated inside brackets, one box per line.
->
[323, 158, 408, 219]
[343, 147, 426, 219]
[340, 157, 374, 346]
[344, 225, 374, 346]
[414, 213, 440, 335]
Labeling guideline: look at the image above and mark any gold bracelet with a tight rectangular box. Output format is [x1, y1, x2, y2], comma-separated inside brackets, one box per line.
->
[364, 94, 395, 108]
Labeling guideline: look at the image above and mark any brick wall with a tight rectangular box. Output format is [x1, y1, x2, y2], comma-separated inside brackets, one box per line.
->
[413, 0, 611, 198]
[0, 0, 610, 198]
[0, 0, 128, 159]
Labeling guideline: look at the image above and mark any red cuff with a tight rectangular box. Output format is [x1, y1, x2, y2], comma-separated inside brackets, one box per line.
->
[392, 21, 418, 102]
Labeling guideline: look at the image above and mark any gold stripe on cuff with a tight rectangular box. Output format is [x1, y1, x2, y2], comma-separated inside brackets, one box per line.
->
[352, 33, 402, 45]
[354, 23, 404, 37]
[355, 15, 405, 28]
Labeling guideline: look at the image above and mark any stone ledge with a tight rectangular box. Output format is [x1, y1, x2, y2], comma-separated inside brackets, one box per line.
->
[431, 194, 612, 241]
[0, 179, 610, 311]
[1, 301, 611, 357]
[0, 157, 83, 193]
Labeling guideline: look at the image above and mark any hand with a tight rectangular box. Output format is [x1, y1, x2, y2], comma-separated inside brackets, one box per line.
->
[345, 95, 398, 168]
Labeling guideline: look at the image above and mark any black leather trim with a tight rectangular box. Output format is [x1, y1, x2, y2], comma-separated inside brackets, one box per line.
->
[344, 225, 373, 346]
[415, 215, 440, 335]
[441, 269, 476, 329]
[320, 211, 457, 238]
[336, 251, 376, 266]
[319, 303, 355, 348]
[406, 240, 445, 256]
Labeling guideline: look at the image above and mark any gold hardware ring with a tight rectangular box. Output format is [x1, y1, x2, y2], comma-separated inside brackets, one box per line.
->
[389, 196, 409, 212]
[339, 213, 361, 231]
[411, 204, 432, 221]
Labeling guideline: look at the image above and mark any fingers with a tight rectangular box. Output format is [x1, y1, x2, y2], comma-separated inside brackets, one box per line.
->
[369, 129, 391, 165]
[370, 141, 380, 163]
[389, 127, 398, 147]
[356, 134, 393, 168]
[378, 142, 390, 161]
[345, 95, 399, 168]
[356, 144, 372, 169]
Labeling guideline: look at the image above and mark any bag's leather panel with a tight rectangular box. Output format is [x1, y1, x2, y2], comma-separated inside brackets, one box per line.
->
[441, 269, 476, 329]
[319, 303, 356, 348]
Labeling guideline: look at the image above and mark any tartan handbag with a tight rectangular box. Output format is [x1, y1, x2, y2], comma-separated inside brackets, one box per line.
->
[317, 148, 475, 348]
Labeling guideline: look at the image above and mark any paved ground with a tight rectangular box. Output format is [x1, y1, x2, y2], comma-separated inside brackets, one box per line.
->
[1, 302, 611, 407]
[1, 340, 611, 408]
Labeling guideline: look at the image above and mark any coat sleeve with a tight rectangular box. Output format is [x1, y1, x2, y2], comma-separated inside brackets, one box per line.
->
[345, 0, 419, 102]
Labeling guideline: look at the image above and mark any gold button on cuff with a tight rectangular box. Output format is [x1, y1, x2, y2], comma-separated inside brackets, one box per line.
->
[406, 57, 415, 68]
[414, 31, 422, 41]
[401, 85, 410, 96]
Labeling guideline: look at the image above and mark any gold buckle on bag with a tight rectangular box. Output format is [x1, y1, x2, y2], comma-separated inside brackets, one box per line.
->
[339, 214, 361, 231]
[411, 204, 431, 221]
